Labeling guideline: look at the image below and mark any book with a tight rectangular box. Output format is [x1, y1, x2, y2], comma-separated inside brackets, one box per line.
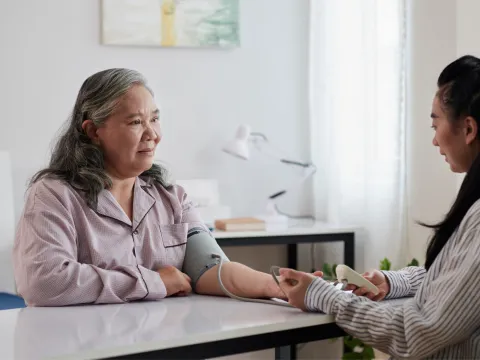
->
[214, 217, 266, 232]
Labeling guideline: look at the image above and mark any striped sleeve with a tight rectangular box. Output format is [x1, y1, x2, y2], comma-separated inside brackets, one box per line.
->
[304, 228, 480, 359]
[382, 266, 426, 299]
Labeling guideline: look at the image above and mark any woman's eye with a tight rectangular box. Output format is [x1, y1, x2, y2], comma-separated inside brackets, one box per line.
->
[151, 117, 159, 122]
[131, 119, 141, 125]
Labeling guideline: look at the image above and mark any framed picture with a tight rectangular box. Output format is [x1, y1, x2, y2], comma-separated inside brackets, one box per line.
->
[101, 0, 240, 48]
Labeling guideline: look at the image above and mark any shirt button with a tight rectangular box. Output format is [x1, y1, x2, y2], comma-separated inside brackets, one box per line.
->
[133, 230, 139, 235]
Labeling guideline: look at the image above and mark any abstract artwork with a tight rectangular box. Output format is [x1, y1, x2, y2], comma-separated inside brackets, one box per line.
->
[101, 0, 240, 48]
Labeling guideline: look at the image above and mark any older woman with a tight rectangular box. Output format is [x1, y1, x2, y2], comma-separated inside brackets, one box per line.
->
[13, 69, 285, 306]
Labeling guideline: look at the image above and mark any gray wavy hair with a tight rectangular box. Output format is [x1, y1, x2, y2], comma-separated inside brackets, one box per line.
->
[31, 68, 169, 208]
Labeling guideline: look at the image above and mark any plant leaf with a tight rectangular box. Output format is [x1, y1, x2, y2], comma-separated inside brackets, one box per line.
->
[362, 346, 375, 359]
[344, 336, 364, 349]
[379, 257, 391, 271]
[322, 263, 333, 279]
[407, 258, 419, 267]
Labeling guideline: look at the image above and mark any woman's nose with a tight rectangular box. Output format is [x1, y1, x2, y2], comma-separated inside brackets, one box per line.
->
[144, 124, 159, 141]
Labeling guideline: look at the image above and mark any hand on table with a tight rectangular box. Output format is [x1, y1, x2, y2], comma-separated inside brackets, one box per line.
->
[158, 266, 192, 297]
[276, 269, 323, 311]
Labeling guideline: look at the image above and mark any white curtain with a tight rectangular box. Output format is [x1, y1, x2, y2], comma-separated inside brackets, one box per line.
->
[309, 0, 407, 271]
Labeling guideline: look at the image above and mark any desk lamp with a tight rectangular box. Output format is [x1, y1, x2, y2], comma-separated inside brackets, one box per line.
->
[222, 124, 316, 227]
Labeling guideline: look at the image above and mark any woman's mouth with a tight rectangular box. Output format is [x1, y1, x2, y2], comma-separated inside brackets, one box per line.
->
[138, 149, 154, 155]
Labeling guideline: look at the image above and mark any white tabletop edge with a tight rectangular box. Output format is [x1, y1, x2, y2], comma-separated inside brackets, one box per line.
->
[56, 312, 335, 360]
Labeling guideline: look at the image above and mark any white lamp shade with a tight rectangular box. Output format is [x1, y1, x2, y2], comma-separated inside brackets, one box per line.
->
[223, 139, 250, 160]
[0, 151, 15, 294]
[222, 124, 251, 160]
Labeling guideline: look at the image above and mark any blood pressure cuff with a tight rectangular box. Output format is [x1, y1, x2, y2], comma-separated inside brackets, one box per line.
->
[182, 227, 230, 291]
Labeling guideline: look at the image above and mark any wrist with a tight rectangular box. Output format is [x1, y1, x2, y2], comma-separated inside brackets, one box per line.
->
[304, 277, 341, 313]
[384, 274, 391, 295]
[382, 270, 409, 299]
[264, 276, 285, 299]
[141, 267, 167, 299]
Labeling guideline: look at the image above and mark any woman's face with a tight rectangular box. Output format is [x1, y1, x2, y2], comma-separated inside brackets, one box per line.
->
[94, 85, 161, 179]
[430, 96, 478, 173]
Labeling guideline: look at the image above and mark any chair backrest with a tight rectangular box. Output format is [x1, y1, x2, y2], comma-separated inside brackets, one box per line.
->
[0, 292, 25, 310]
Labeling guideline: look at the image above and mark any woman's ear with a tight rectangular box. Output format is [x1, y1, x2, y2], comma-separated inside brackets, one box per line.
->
[464, 116, 478, 145]
[82, 120, 100, 145]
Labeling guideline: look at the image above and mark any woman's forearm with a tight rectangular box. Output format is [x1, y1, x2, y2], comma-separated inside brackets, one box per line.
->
[382, 266, 426, 299]
[195, 262, 280, 298]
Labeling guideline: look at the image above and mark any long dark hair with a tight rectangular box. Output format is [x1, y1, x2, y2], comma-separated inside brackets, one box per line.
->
[31, 68, 169, 208]
[424, 55, 480, 270]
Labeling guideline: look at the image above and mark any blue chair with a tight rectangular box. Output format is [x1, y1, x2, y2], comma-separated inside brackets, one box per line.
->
[0, 292, 26, 310]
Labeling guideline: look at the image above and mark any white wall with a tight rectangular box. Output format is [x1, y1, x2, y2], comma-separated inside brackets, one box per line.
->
[456, 0, 480, 58]
[0, 0, 311, 224]
[0, 153, 15, 293]
[455, 0, 480, 192]
[405, 0, 459, 264]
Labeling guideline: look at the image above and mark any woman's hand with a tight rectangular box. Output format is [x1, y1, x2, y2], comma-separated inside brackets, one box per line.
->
[344, 269, 389, 301]
[267, 270, 323, 301]
[277, 268, 322, 311]
[157, 266, 192, 297]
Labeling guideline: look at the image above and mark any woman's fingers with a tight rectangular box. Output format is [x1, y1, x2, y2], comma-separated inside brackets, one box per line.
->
[353, 287, 370, 297]
[372, 291, 386, 302]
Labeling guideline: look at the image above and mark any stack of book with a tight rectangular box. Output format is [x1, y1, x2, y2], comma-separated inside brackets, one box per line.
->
[214, 217, 266, 232]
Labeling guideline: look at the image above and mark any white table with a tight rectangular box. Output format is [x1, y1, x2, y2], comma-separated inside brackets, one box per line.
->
[0, 295, 343, 360]
[213, 221, 357, 272]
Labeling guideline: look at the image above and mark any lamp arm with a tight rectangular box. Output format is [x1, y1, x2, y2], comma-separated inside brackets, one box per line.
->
[247, 132, 316, 199]
[279, 158, 311, 168]
[268, 163, 317, 200]
[250, 132, 268, 141]
[249, 134, 313, 169]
